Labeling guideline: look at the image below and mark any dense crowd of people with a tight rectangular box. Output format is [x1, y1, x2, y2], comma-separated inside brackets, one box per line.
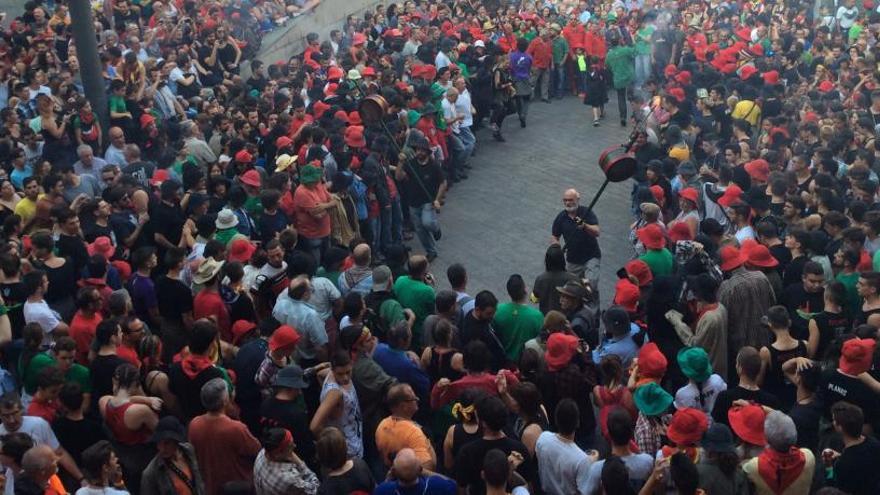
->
[1, 0, 880, 494]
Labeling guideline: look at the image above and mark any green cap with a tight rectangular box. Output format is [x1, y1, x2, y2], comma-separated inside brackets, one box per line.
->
[633, 382, 673, 416]
[407, 109, 422, 127]
[299, 165, 323, 184]
[677, 347, 713, 382]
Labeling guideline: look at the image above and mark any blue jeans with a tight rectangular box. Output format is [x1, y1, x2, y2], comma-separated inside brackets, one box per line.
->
[635, 54, 651, 89]
[409, 203, 439, 257]
[552, 64, 566, 97]
[458, 126, 476, 159]
[298, 236, 329, 265]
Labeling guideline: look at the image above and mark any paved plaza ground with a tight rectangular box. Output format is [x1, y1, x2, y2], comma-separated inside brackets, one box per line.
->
[418, 95, 636, 303]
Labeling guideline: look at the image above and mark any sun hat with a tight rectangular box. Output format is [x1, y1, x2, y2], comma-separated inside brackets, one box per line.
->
[345, 126, 367, 148]
[556, 280, 589, 301]
[228, 238, 257, 263]
[717, 184, 743, 207]
[348, 111, 363, 125]
[746, 244, 779, 268]
[275, 136, 293, 149]
[668, 222, 693, 243]
[718, 245, 745, 272]
[624, 259, 653, 287]
[231, 320, 257, 345]
[728, 404, 767, 446]
[633, 382, 673, 416]
[347, 69, 362, 80]
[745, 159, 770, 183]
[215, 208, 239, 230]
[545, 333, 579, 371]
[637, 223, 666, 250]
[677, 347, 713, 382]
[240, 169, 261, 187]
[667, 408, 709, 445]
[269, 325, 301, 353]
[702, 423, 737, 453]
[637, 342, 668, 380]
[275, 154, 297, 172]
[613, 279, 640, 313]
[234, 150, 254, 163]
[300, 165, 323, 184]
[840, 338, 876, 375]
[88, 236, 115, 259]
[273, 364, 308, 389]
[192, 257, 225, 284]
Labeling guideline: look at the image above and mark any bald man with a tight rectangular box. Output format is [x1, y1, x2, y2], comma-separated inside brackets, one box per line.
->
[273, 275, 328, 365]
[552, 188, 601, 293]
[374, 448, 456, 495]
[16, 444, 64, 494]
[375, 384, 436, 469]
[339, 243, 374, 296]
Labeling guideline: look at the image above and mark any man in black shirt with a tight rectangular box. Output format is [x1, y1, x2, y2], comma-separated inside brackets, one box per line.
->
[260, 364, 316, 470]
[455, 395, 531, 495]
[168, 320, 226, 422]
[552, 188, 601, 292]
[55, 209, 89, 271]
[827, 401, 880, 495]
[150, 180, 186, 269]
[154, 248, 193, 361]
[395, 133, 446, 261]
[780, 261, 825, 340]
[459, 291, 505, 372]
[712, 347, 780, 426]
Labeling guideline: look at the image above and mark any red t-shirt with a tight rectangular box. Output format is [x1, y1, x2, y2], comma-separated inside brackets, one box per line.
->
[70, 311, 102, 365]
[188, 414, 261, 495]
[117, 344, 141, 368]
[26, 397, 59, 423]
[292, 184, 332, 239]
[194, 289, 231, 342]
[527, 37, 553, 69]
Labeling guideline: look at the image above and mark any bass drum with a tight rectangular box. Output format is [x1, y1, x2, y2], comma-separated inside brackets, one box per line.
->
[598, 145, 637, 183]
[359, 95, 390, 124]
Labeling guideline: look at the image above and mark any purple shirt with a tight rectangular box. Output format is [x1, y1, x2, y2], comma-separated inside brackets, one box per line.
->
[509, 50, 533, 81]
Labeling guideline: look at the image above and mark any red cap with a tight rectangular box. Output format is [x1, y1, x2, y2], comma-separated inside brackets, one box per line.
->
[728, 404, 767, 446]
[762, 70, 780, 85]
[613, 279, 641, 313]
[231, 320, 257, 345]
[668, 222, 693, 243]
[679, 187, 699, 204]
[240, 169, 261, 187]
[269, 325, 301, 352]
[803, 112, 820, 123]
[228, 238, 257, 263]
[625, 259, 653, 287]
[150, 169, 170, 187]
[361, 66, 377, 77]
[235, 150, 254, 163]
[348, 111, 363, 125]
[345, 126, 366, 148]
[353, 33, 367, 46]
[334, 110, 350, 123]
[745, 159, 770, 183]
[544, 333, 579, 371]
[667, 408, 709, 446]
[739, 65, 758, 81]
[840, 338, 876, 375]
[748, 43, 764, 57]
[637, 223, 666, 250]
[276, 136, 293, 149]
[664, 64, 679, 78]
[139, 113, 155, 129]
[746, 244, 779, 269]
[717, 184, 743, 207]
[650, 185, 665, 204]
[324, 83, 338, 97]
[637, 342, 668, 379]
[327, 66, 344, 80]
[719, 245, 745, 272]
[819, 80, 835, 93]
[736, 27, 751, 41]
[111, 260, 131, 282]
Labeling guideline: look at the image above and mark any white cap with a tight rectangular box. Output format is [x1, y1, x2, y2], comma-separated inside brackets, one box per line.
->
[474, 40, 485, 48]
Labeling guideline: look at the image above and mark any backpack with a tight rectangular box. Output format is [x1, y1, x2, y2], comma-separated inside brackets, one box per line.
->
[364, 292, 394, 341]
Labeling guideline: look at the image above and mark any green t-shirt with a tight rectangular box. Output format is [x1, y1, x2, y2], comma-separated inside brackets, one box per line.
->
[493, 302, 544, 362]
[635, 25, 655, 55]
[639, 248, 674, 277]
[552, 37, 570, 64]
[19, 352, 56, 395]
[109, 95, 128, 114]
[393, 276, 436, 346]
[605, 46, 636, 89]
[65, 363, 92, 393]
[837, 271, 861, 316]
[380, 298, 407, 328]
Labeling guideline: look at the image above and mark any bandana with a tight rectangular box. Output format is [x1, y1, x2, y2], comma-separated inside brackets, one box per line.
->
[757, 447, 806, 495]
[180, 354, 215, 379]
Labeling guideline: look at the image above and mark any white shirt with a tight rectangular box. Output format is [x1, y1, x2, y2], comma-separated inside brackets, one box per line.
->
[535, 431, 592, 495]
[583, 453, 655, 494]
[308, 276, 341, 321]
[23, 299, 60, 345]
[734, 225, 756, 244]
[456, 89, 474, 128]
[441, 98, 461, 134]
[0, 416, 60, 449]
[674, 373, 728, 417]
[435, 51, 451, 69]
[104, 144, 128, 168]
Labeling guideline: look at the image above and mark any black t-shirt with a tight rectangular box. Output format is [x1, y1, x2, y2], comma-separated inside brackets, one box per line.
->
[455, 436, 531, 495]
[399, 157, 444, 206]
[155, 275, 193, 326]
[817, 370, 880, 426]
[150, 201, 185, 248]
[121, 161, 156, 189]
[833, 436, 880, 495]
[83, 222, 115, 244]
[260, 396, 316, 467]
[0, 281, 27, 339]
[316, 457, 375, 495]
[110, 210, 137, 247]
[781, 283, 824, 339]
[90, 354, 128, 407]
[56, 234, 89, 273]
[769, 244, 792, 275]
[711, 386, 781, 426]
[52, 416, 107, 465]
[232, 339, 268, 406]
[788, 401, 822, 453]
[168, 362, 225, 422]
[812, 311, 851, 361]
[551, 206, 600, 264]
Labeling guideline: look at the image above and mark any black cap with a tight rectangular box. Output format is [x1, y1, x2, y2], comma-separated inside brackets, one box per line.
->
[603, 306, 631, 336]
[273, 365, 308, 389]
[151, 416, 186, 444]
